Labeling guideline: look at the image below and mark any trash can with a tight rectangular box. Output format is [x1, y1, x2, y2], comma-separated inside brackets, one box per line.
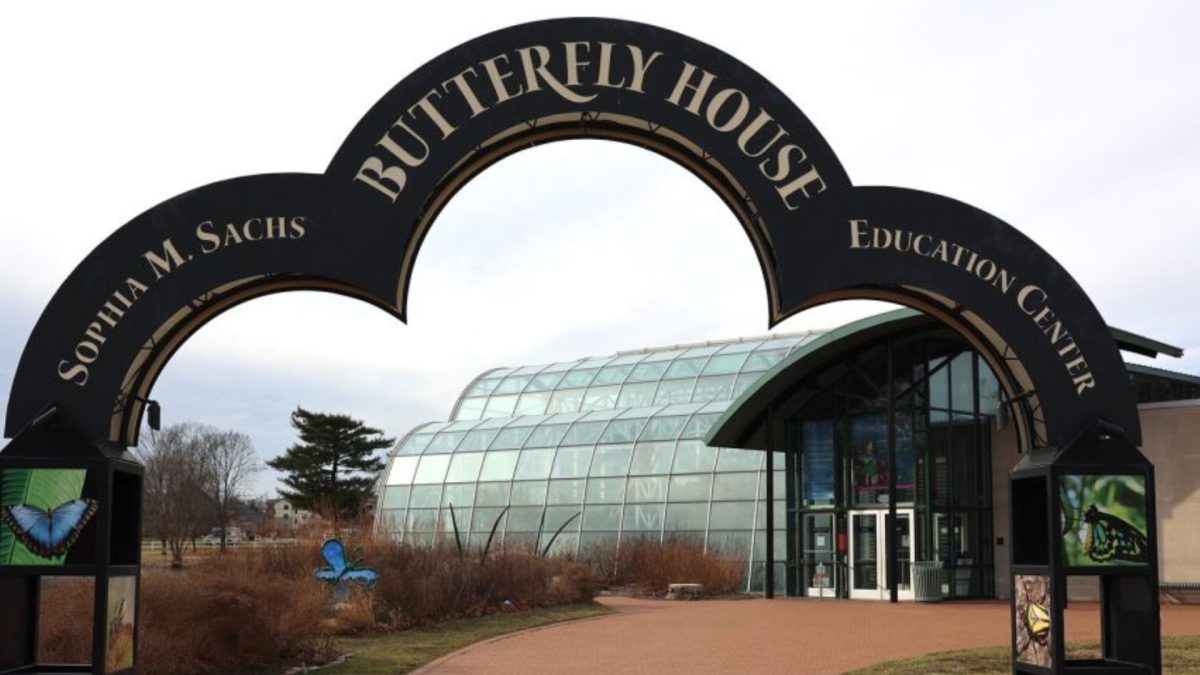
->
[912, 561, 943, 602]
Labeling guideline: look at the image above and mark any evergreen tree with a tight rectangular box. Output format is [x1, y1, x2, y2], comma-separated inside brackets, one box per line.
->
[267, 407, 393, 520]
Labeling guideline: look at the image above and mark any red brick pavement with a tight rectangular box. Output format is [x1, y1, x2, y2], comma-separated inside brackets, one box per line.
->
[416, 596, 1200, 674]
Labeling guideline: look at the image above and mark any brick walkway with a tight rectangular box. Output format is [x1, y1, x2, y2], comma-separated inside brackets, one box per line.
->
[416, 597, 1200, 674]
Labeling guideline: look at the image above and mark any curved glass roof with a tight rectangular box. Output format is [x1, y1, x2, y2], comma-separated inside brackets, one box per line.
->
[448, 332, 824, 422]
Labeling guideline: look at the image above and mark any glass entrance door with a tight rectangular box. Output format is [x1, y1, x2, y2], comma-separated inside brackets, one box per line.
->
[802, 513, 837, 597]
[848, 509, 914, 600]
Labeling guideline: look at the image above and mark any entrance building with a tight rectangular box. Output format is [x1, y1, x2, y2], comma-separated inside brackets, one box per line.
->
[377, 308, 1199, 600]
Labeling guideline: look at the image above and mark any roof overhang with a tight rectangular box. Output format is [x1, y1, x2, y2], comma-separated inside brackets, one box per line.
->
[705, 310, 1189, 451]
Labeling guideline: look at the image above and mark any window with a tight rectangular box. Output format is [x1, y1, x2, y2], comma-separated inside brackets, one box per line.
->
[630, 442, 675, 474]
[479, 450, 520, 481]
[413, 455, 451, 484]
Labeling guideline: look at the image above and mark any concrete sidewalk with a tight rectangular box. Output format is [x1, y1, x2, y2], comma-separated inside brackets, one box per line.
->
[417, 596, 1200, 674]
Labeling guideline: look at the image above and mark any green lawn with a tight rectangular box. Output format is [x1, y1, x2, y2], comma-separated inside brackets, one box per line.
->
[320, 603, 612, 674]
[846, 636, 1200, 674]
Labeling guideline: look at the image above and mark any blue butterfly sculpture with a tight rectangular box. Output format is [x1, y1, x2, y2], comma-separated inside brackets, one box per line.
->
[314, 538, 379, 601]
[0, 498, 98, 558]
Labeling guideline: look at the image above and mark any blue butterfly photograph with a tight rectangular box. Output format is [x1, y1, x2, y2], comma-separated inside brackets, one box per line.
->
[0, 468, 97, 564]
[314, 537, 379, 602]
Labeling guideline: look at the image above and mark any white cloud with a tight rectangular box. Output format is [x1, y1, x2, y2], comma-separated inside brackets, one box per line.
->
[2, 1, 1197, 495]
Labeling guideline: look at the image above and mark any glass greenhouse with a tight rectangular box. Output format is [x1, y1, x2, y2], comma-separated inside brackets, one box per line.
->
[376, 332, 822, 592]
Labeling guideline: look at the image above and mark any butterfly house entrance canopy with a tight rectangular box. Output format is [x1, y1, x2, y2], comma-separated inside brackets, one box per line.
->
[0, 17, 1160, 675]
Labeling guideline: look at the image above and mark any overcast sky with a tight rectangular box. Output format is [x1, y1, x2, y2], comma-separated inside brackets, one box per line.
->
[2, 2, 1197, 497]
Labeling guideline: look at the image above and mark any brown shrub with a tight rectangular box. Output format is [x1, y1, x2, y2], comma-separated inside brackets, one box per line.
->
[367, 541, 597, 629]
[601, 538, 744, 597]
[38, 539, 597, 674]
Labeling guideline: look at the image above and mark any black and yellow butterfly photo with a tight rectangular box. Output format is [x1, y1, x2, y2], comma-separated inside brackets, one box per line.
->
[1060, 474, 1148, 567]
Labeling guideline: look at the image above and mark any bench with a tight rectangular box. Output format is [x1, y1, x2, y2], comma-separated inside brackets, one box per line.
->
[666, 583, 704, 599]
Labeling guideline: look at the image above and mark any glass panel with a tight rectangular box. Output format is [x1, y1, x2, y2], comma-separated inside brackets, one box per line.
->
[709, 501, 755, 530]
[691, 376, 734, 403]
[579, 532, 619, 556]
[471, 507, 508, 532]
[653, 379, 695, 405]
[929, 357, 950, 409]
[559, 368, 598, 388]
[414, 454, 451, 484]
[731, 375, 758, 399]
[509, 481, 548, 506]
[514, 392, 550, 416]
[582, 505, 622, 531]
[665, 503, 708, 530]
[643, 348, 685, 362]
[599, 419, 644, 444]
[457, 429, 499, 452]
[382, 486, 411, 509]
[708, 530, 752, 557]
[640, 416, 688, 441]
[562, 421, 606, 446]
[466, 378, 501, 397]
[626, 476, 667, 503]
[589, 444, 634, 476]
[742, 349, 787, 372]
[701, 353, 748, 375]
[441, 483, 475, 508]
[715, 448, 762, 472]
[852, 513, 879, 591]
[623, 504, 664, 531]
[494, 375, 532, 394]
[506, 506, 544, 532]
[802, 514, 836, 590]
[482, 395, 519, 418]
[978, 360, 1001, 416]
[681, 413, 722, 438]
[580, 386, 620, 411]
[668, 474, 712, 501]
[542, 506, 583, 534]
[665, 357, 707, 378]
[526, 371, 565, 392]
[616, 382, 658, 408]
[585, 477, 626, 503]
[490, 426, 533, 450]
[474, 482, 511, 507]
[379, 509, 406, 532]
[407, 508, 438, 532]
[672, 440, 718, 473]
[479, 450, 520, 481]
[547, 479, 586, 504]
[425, 431, 466, 454]
[445, 453, 484, 482]
[386, 456, 420, 485]
[455, 398, 486, 421]
[630, 442, 675, 474]
[950, 352, 975, 413]
[525, 424, 570, 448]
[712, 473, 758, 501]
[409, 485, 442, 508]
[627, 361, 668, 383]
[682, 344, 722, 357]
[593, 365, 634, 385]
[551, 447, 593, 478]
[397, 432, 434, 455]
[546, 389, 584, 413]
[717, 340, 759, 354]
[514, 448, 556, 479]
[850, 414, 889, 506]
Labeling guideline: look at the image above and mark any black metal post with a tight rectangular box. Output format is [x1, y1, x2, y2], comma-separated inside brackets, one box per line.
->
[764, 404, 775, 599]
[887, 338, 898, 603]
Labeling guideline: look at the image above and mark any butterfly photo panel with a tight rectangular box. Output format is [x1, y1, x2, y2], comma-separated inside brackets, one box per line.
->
[1014, 574, 1052, 668]
[0, 468, 98, 566]
[1060, 474, 1148, 568]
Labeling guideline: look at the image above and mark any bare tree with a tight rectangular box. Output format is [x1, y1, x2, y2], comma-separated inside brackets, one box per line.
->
[136, 423, 213, 569]
[200, 430, 259, 551]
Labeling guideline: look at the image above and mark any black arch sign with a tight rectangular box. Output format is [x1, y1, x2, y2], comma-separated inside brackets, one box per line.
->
[6, 17, 1137, 453]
